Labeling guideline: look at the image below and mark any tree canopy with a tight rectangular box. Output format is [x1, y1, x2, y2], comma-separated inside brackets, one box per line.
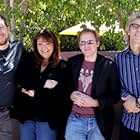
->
[1, 0, 140, 51]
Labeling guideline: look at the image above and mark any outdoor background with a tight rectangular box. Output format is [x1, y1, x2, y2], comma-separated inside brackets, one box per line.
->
[1, 1, 140, 140]
[0, 0, 140, 52]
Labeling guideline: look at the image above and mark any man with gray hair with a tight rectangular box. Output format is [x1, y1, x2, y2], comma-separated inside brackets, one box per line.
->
[115, 11, 140, 140]
[0, 15, 23, 140]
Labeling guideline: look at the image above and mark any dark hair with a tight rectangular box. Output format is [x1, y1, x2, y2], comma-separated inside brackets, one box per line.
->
[33, 29, 60, 67]
[77, 28, 100, 42]
[0, 15, 8, 27]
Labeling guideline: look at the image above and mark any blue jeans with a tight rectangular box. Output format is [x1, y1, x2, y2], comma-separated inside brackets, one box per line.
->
[65, 114, 105, 140]
[20, 120, 56, 140]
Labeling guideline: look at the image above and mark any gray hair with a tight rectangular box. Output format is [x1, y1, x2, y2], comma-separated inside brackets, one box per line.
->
[126, 11, 140, 32]
[125, 11, 140, 44]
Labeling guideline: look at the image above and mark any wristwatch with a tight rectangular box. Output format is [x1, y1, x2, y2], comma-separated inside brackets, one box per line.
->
[136, 97, 140, 108]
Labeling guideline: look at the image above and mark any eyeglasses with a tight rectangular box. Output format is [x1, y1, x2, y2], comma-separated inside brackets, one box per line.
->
[130, 23, 140, 29]
[79, 40, 95, 46]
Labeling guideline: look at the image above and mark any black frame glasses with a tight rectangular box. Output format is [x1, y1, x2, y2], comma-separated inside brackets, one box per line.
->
[130, 23, 140, 29]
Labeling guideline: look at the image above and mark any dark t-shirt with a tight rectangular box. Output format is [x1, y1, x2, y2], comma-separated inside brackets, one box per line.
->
[72, 60, 95, 117]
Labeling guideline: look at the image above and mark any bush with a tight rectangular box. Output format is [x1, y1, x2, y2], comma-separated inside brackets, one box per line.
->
[99, 31, 125, 51]
[60, 31, 125, 51]
[60, 35, 79, 51]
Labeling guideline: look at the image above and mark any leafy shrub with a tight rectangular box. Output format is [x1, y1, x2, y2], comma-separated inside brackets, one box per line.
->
[60, 31, 125, 51]
[99, 31, 125, 51]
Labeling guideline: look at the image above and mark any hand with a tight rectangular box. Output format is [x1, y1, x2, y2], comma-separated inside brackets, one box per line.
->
[44, 80, 58, 89]
[21, 88, 35, 97]
[71, 91, 99, 107]
[122, 95, 140, 113]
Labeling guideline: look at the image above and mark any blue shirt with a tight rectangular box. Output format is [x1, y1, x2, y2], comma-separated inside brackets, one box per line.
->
[115, 48, 140, 133]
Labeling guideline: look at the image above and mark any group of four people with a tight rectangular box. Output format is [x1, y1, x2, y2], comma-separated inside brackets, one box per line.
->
[0, 11, 140, 140]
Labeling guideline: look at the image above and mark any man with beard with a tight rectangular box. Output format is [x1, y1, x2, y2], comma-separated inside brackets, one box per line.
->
[0, 15, 23, 140]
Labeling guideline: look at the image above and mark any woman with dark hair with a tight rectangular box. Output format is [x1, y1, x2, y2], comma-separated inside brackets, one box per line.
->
[11, 29, 70, 140]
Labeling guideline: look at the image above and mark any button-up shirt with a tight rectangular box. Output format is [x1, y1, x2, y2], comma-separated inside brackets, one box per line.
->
[115, 48, 140, 133]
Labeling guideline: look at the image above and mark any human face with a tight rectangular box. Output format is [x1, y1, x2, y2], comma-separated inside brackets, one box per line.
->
[128, 18, 140, 45]
[79, 32, 99, 60]
[0, 19, 9, 46]
[37, 37, 54, 60]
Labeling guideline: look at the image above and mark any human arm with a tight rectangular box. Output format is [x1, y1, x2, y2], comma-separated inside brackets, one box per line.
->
[15, 52, 37, 97]
[21, 88, 35, 97]
[71, 90, 99, 107]
[95, 61, 121, 110]
[121, 95, 140, 113]
[119, 74, 140, 113]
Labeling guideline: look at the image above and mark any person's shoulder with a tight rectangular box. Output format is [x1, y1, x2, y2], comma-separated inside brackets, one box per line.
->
[58, 59, 67, 69]
[115, 48, 129, 57]
[9, 40, 24, 56]
[97, 54, 115, 66]
[19, 50, 34, 65]
[10, 40, 24, 49]
[59, 59, 67, 64]
[68, 53, 83, 62]
[22, 50, 32, 59]
[97, 53, 113, 61]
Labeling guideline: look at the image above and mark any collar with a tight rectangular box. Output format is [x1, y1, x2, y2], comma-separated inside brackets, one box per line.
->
[123, 47, 140, 56]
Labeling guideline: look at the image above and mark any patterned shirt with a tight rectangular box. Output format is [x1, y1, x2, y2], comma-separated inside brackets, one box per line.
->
[115, 48, 140, 133]
[72, 60, 95, 117]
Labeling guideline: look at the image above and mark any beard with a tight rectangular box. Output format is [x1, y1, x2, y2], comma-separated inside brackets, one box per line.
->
[0, 37, 8, 46]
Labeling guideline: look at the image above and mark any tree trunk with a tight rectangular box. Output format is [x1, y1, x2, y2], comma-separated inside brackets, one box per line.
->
[4, 0, 10, 17]
[10, 0, 16, 41]
[19, 0, 28, 42]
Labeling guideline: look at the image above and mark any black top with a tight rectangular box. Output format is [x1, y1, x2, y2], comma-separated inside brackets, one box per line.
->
[11, 52, 71, 129]
[67, 53, 121, 140]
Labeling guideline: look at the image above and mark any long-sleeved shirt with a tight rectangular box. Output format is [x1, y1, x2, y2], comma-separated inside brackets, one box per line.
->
[115, 48, 140, 133]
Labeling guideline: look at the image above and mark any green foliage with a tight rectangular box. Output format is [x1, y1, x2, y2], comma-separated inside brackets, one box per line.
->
[1, 0, 140, 51]
[59, 31, 125, 51]
[100, 31, 125, 51]
[0, 2, 4, 15]
[60, 36, 79, 51]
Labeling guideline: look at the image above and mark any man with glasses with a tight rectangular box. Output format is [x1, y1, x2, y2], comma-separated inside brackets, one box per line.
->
[0, 15, 23, 139]
[115, 11, 140, 140]
[65, 28, 120, 140]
